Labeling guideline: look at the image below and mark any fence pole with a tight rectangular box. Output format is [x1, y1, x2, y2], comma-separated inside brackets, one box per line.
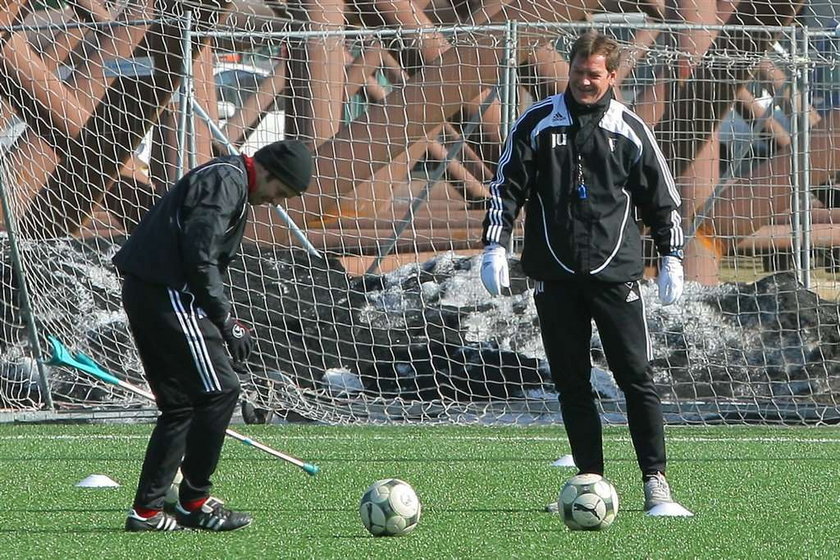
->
[789, 26, 804, 281]
[175, 10, 194, 179]
[800, 26, 812, 289]
[0, 168, 54, 410]
[502, 20, 519, 253]
[500, 20, 517, 141]
[507, 21, 519, 141]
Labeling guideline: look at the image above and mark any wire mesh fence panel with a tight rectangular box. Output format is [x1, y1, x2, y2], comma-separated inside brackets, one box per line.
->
[0, 1, 838, 424]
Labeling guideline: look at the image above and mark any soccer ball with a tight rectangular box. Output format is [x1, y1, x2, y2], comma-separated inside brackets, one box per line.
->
[558, 473, 619, 531]
[164, 469, 183, 507]
[359, 478, 421, 536]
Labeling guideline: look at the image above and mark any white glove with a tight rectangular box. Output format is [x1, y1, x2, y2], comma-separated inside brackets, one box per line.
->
[657, 255, 684, 305]
[480, 244, 510, 296]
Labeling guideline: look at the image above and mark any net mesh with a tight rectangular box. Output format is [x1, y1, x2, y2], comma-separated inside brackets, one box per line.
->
[0, 0, 839, 424]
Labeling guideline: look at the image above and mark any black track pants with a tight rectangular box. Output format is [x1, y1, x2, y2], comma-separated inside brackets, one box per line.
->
[534, 278, 666, 476]
[121, 276, 240, 511]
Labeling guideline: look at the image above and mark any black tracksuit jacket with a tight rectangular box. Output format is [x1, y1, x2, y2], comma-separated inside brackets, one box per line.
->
[482, 90, 683, 282]
[112, 155, 251, 327]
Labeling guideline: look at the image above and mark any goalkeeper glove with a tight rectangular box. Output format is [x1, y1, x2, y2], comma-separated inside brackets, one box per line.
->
[480, 243, 510, 297]
[220, 315, 255, 362]
[657, 255, 684, 305]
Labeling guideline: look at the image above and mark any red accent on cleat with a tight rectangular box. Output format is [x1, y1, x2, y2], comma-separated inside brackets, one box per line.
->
[133, 506, 159, 519]
[181, 497, 208, 512]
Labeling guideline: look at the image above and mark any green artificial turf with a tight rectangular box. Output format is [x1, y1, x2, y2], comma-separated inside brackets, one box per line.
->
[0, 423, 837, 559]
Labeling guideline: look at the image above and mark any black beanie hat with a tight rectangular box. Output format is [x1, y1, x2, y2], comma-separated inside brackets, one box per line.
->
[253, 140, 313, 194]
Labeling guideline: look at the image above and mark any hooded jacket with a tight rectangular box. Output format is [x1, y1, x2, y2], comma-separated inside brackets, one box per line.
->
[112, 155, 253, 326]
[482, 89, 683, 282]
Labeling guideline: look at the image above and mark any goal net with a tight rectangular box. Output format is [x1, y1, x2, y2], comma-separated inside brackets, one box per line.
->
[1, 0, 838, 425]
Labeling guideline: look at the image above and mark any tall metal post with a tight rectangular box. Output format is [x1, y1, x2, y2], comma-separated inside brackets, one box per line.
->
[501, 20, 518, 253]
[800, 27, 812, 289]
[507, 21, 519, 140]
[0, 168, 54, 410]
[789, 26, 803, 280]
[500, 20, 518, 141]
[176, 10, 194, 179]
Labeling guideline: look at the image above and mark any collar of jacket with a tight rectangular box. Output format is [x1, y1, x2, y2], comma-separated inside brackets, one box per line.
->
[564, 86, 613, 117]
[242, 154, 257, 194]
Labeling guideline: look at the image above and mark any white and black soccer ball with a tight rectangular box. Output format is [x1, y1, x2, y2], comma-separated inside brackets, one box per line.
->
[359, 478, 421, 536]
[164, 469, 183, 507]
[558, 473, 619, 531]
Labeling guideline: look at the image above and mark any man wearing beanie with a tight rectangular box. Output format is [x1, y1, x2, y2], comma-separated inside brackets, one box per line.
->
[113, 139, 313, 532]
[253, 139, 313, 195]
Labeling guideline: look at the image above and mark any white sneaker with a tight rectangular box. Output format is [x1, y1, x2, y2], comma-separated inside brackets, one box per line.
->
[544, 501, 560, 514]
[643, 472, 673, 511]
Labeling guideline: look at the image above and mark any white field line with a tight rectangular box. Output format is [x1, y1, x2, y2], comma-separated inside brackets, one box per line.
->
[281, 435, 840, 444]
[0, 434, 149, 440]
[660, 435, 840, 444]
[1, 434, 838, 444]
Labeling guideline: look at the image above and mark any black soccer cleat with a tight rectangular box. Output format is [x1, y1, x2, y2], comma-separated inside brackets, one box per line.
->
[125, 509, 184, 532]
[175, 497, 252, 531]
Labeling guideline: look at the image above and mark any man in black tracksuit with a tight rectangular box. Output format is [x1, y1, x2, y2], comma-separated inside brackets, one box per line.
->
[480, 31, 690, 514]
[114, 140, 313, 531]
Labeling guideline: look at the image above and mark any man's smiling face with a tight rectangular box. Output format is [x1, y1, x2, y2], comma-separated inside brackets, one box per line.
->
[568, 53, 616, 106]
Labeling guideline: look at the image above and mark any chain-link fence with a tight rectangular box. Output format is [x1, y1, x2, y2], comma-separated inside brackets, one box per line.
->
[1, 9, 838, 424]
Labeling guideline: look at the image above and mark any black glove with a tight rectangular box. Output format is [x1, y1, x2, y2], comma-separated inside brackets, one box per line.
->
[220, 315, 255, 363]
